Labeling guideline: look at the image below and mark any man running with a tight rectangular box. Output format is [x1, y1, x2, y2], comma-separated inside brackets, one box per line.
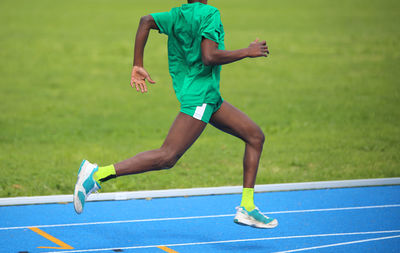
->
[74, 0, 277, 229]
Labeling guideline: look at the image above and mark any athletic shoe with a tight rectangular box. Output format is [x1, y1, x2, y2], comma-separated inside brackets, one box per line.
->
[234, 206, 278, 228]
[73, 160, 101, 214]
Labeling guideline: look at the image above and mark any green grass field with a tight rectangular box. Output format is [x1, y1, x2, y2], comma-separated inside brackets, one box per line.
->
[0, 0, 399, 197]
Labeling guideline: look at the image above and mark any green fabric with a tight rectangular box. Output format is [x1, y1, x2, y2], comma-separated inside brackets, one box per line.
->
[151, 2, 225, 107]
[180, 97, 223, 123]
[241, 188, 255, 211]
[94, 164, 116, 184]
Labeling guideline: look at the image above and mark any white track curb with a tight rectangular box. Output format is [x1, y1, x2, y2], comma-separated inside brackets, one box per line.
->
[1, 178, 399, 206]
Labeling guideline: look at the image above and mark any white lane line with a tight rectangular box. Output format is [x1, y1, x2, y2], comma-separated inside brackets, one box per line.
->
[274, 234, 400, 253]
[44, 230, 400, 253]
[3, 178, 398, 206]
[267, 204, 400, 215]
[0, 214, 233, 230]
[1, 204, 399, 231]
[0, 204, 400, 230]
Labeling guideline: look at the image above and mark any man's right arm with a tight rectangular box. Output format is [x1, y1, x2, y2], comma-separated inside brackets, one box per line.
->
[201, 38, 270, 66]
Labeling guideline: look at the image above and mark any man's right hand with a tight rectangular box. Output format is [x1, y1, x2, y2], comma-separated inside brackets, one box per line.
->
[247, 38, 269, 58]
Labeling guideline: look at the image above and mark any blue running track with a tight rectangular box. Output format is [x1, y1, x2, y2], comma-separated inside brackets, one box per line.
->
[1, 185, 400, 252]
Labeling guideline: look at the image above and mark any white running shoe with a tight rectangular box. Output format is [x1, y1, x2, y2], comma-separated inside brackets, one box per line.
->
[234, 206, 278, 228]
[73, 160, 101, 214]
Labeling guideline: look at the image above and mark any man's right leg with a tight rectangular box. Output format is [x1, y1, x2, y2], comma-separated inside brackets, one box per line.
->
[114, 112, 207, 176]
[74, 112, 207, 214]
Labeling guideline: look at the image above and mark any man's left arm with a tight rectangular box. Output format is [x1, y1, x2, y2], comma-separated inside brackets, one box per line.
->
[130, 15, 158, 93]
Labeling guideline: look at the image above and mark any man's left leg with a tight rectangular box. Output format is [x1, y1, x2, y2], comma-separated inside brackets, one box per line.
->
[210, 101, 278, 228]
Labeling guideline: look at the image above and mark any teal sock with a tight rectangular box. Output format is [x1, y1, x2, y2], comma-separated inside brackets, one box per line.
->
[240, 188, 255, 211]
[94, 164, 116, 184]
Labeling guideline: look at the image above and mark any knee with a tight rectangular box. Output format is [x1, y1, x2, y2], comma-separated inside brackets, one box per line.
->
[247, 127, 265, 149]
[158, 148, 181, 169]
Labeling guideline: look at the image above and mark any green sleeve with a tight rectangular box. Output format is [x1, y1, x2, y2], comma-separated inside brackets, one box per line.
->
[151, 11, 172, 35]
[200, 10, 223, 44]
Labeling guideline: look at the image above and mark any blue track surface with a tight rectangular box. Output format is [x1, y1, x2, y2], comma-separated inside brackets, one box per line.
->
[1, 185, 400, 253]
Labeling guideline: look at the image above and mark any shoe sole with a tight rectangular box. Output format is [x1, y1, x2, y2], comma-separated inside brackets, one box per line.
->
[73, 160, 87, 214]
[74, 160, 98, 214]
[234, 211, 278, 229]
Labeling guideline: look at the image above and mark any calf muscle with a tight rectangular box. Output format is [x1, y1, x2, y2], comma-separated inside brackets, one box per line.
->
[115, 113, 206, 176]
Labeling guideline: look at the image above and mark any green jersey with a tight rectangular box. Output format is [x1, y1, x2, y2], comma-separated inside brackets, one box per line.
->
[151, 2, 225, 107]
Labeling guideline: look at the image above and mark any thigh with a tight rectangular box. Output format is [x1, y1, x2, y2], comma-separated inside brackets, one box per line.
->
[209, 101, 263, 141]
[161, 112, 207, 155]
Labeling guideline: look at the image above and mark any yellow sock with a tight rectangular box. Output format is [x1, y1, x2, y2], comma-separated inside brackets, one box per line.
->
[94, 164, 116, 184]
[240, 188, 255, 211]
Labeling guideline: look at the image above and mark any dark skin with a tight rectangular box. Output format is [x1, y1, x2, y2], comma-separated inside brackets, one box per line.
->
[119, 0, 269, 188]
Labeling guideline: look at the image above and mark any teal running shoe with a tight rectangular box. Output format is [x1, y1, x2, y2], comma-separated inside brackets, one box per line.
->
[234, 206, 278, 228]
[73, 160, 101, 214]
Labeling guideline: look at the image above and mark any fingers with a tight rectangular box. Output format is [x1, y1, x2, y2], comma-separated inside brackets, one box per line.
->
[252, 38, 269, 55]
[130, 66, 155, 93]
[253, 38, 267, 47]
[146, 74, 156, 84]
[131, 78, 147, 93]
[261, 46, 270, 55]
[131, 77, 154, 93]
[140, 82, 148, 93]
[254, 38, 267, 45]
[136, 81, 148, 93]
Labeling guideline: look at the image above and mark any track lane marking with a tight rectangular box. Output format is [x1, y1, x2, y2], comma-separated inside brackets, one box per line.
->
[158, 245, 179, 253]
[274, 234, 400, 253]
[2, 204, 399, 230]
[29, 227, 74, 249]
[43, 230, 400, 253]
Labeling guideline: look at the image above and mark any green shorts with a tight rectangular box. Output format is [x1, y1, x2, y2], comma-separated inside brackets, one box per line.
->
[180, 98, 223, 123]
